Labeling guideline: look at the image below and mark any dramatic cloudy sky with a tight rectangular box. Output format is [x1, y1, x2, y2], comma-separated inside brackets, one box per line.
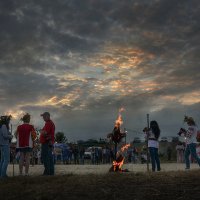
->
[0, 0, 200, 142]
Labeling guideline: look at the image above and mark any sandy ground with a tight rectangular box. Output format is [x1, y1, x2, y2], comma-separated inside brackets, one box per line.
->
[7, 162, 200, 176]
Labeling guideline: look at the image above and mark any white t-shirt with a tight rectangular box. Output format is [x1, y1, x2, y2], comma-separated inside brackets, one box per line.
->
[147, 130, 159, 148]
[185, 125, 197, 145]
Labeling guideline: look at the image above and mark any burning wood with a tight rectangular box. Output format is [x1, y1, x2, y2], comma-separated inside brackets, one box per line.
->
[109, 143, 130, 172]
[110, 154, 124, 172]
[120, 143, 130, 152]
[107, 108, 126, 144]
[107, 108, 129, 172]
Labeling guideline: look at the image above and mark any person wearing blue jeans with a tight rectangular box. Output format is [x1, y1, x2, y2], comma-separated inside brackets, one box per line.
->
[144, 120, 161, 172]
[183, 116, 200, 169]
[0, 115, 12, 178]
[185, 143, 200, 169]
[0, 145, 10, 177]
[149, 147, 160, 172]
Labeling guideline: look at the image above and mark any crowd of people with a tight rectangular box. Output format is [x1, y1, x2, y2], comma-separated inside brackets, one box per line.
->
[142, 117, 200, 172]
[0, 112, 55, 178]
[1, 113, 200, 178]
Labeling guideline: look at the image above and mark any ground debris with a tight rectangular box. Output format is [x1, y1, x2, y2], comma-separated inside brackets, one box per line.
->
[0, 170, 200, 200]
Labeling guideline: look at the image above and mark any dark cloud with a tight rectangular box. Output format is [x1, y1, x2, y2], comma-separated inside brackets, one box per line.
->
[0, 72, 59, 107]
[0, 0, 199, 141]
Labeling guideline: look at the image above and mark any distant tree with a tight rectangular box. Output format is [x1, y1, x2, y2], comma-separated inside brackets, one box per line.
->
[77, 140, 84, 144]
[87, 139, 98, 143]
[55, 132, 67, 143]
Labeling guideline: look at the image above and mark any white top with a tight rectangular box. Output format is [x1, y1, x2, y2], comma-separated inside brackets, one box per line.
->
[185, 125, 198, 145]
[146, 130, 159, 148]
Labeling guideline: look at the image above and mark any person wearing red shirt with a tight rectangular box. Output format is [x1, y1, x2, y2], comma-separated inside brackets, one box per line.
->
[16, 113, 36, 176]
[40, 112, 55, 175]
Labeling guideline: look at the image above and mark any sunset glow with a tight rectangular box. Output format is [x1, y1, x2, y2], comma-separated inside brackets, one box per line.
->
[0, 0, 199, 141]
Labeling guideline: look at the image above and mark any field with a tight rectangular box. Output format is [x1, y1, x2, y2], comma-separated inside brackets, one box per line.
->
[0, 163, 200, 200]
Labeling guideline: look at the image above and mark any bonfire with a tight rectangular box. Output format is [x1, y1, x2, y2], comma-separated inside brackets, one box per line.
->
[109, 143, 130, 172]
[107, 108, 126, 156]
[107, 108, 130, 172]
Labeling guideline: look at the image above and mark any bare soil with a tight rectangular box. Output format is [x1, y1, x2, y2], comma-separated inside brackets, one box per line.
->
[0, 170, 200, 200]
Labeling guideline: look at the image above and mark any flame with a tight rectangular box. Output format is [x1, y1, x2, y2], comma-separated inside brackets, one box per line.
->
[112, 158, 124, 172]
[120, 143, 130, 152]
[115, 107, 125, 128]
[110, 108, 128, 172]
[112, 143, 130, 172]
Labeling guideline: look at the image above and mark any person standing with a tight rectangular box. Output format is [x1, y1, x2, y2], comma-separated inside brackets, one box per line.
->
[183, 116, 200, 170]
[0, 115, 12, 178]
[144, 120, 161, 172]
[176, 141, 185, 163]
[40, 112, 55, 175]
[16, 113, 36, 176]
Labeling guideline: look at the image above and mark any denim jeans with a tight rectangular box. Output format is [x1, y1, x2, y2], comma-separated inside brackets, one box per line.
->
[41, 143, 54, 175]
[149, 147, 160, 172]
[185, 143, 200, 169]
[0, 145, 10, 177]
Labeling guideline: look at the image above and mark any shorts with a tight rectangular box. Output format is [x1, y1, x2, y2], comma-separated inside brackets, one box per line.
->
[18, 147, 32, 153]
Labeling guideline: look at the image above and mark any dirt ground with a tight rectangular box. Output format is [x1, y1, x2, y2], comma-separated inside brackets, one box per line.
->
[1, 163, 200, 200]
[1, 170, 200, 200]
[6, 162, 200, 176]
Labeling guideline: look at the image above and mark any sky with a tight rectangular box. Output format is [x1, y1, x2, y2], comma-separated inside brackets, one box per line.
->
[0, 0, 200, 142]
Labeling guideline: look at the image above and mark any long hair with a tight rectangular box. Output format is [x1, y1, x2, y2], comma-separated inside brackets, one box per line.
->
[0, 115, 12, 130]
[150, 120, 160, 140]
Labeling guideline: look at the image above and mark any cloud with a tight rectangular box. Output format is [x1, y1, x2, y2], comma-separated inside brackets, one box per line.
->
[0, 0, 199, 141]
